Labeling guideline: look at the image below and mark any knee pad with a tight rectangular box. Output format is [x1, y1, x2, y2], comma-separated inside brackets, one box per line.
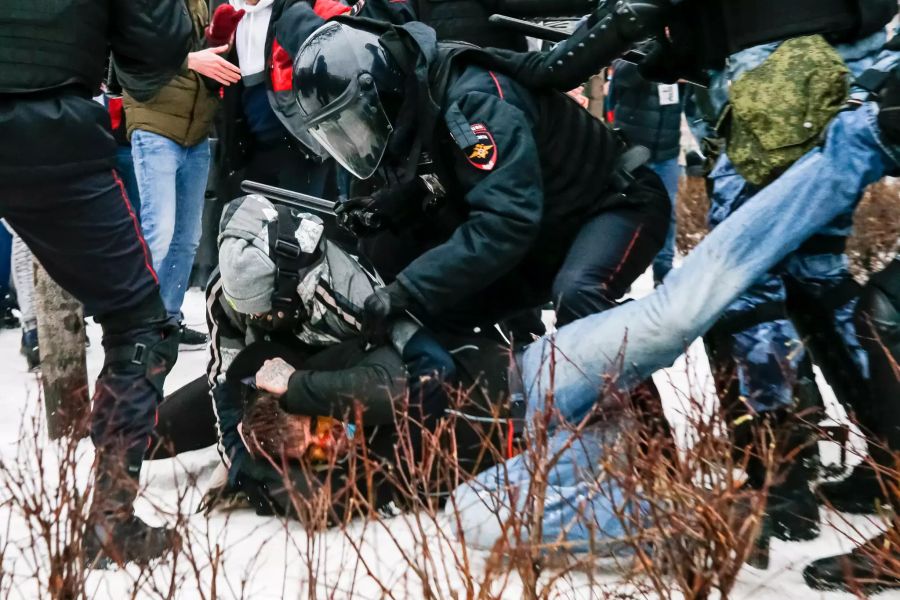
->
[95, 293, 179, 398]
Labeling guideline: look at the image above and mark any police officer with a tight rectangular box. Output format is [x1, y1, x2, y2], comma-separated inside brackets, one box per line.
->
[292, 19, 670, 343]
[0, 1, 191, 565]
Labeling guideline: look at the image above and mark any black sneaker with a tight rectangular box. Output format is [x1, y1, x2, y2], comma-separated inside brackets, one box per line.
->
[84, 514, 181, 568]
[179, 324, 209, 350]
[818, 464, 890, 515]
[803, 531, 900, 593]
[20, 328, 39, 372]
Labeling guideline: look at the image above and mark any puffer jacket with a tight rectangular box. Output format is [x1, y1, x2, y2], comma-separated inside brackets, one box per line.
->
[123, 0, 218, 147]
[608, 59, 684, 162]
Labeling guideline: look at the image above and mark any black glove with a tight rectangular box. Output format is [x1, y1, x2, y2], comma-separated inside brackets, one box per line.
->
[336, 176, 427, 237]
[636, 38, 709, 86]
[361, 281, 417, 346]
[335, 195, 386, 237]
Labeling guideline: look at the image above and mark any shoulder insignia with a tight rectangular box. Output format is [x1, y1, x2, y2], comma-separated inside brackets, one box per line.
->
[464, 124, 497, 171]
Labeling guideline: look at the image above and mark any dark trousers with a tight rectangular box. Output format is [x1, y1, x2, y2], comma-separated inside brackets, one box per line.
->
[0, 169, 158, 317]
[0, 169, 165, 454]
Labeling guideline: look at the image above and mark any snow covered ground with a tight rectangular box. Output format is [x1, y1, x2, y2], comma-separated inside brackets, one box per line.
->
[0, 276, 897, 599]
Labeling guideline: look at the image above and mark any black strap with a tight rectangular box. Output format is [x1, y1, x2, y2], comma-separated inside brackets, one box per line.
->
[712, 300, 788, 337]
[796, 234, 847, 256]
[855, 67, 892, 94]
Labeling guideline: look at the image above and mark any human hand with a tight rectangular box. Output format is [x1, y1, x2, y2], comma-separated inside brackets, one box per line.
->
[255, 358, 296, 396]
[188, 45, 242, 86]
[206, 5, 246, 46]
[361, 281, 415, 345]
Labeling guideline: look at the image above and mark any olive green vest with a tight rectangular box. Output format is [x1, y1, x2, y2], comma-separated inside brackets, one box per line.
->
[123, 0, 217, 147]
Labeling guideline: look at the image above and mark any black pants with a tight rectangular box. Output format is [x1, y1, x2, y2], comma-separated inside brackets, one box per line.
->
[0, 169, 167, 455]
[0, 169, 158, 317]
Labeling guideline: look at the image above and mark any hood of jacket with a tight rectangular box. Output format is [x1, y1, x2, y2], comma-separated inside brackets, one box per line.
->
[231, 0, 276, 77]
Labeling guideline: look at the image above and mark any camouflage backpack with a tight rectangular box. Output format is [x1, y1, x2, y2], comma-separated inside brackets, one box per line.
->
[725, 35, 850, 186]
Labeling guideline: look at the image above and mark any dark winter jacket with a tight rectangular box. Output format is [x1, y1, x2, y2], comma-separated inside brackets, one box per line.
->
[124, 0, 218, 147]
[0, 0, 191, 184]
[609, 60, 684, 162]
[356, 22, 640, 322]
[211, 0, 350, 197]
[351, 0, 527, 50]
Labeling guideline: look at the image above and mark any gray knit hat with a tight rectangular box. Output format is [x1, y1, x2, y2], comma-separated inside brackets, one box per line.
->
[218, 195, 279, 314]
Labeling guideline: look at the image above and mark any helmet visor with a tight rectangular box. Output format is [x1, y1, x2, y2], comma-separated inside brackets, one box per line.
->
[295, 22, 394, 180]
[305, 84, 393, 180]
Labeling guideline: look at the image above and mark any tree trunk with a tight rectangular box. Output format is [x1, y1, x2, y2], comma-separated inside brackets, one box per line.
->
[34, 262, 90, 440]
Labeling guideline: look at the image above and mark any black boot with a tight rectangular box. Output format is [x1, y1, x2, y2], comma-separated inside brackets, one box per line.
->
[818, 462, 892, 515]
[738, 404, 822, 542]
[804, 530, 900, 592]
[84, 449, 180, 568]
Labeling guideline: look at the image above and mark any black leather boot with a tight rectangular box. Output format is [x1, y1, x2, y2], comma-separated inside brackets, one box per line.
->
[84, 449, 180, 568]
[804, 531, 900, 593]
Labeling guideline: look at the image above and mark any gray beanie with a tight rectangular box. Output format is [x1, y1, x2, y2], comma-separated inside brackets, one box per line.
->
[218, 195, 279, 314]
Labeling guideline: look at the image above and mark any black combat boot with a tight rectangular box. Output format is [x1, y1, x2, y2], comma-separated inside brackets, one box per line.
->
[818, 463, 893, 515]
[738, 403, 822, 542]
[804, 530, 900, 593]
[84, 449, 181, 568]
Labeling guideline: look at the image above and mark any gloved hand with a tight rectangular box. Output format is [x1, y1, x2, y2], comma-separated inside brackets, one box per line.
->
[361, 281, 417, 346]
[636, 38, 708, 86]
[205, 5, 246, 46]
[335, 196, 386, 237]
[336, 176, 427, 237]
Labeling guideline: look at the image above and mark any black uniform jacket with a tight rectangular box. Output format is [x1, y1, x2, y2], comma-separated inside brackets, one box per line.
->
[362, 22, 630, 323]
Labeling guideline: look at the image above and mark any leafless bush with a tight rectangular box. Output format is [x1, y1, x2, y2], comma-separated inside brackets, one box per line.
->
[846, 178, 900, 279]
[0, 390, 271, 599]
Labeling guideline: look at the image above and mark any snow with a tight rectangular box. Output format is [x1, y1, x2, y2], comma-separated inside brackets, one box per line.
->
[0, 282, 897, 599]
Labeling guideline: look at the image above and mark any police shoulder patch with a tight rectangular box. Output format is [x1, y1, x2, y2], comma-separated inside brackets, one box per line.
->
[464, 124, 498, 171]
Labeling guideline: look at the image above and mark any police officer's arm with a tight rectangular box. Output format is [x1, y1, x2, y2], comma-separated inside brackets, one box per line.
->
[397, 89, 544, 313]
[109, 0, 193, 102]
[484, 0, 671, 90]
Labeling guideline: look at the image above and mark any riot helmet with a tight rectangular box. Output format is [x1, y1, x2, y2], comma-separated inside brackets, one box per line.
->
[293, 21, 405, 180]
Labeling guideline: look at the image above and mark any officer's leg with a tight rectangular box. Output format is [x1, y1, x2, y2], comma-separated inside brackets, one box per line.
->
[704, 156, 823, 540]
[0, 170, 180, 565]
[814, 254, 900, 512]
[551, 167, 669, 326]
[803, 258, 900, 591]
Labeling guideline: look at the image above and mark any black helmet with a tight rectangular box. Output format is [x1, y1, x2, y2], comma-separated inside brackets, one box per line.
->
[293, 21, 405, 180]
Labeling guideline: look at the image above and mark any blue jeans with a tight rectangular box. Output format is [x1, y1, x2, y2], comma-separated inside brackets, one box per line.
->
[648, 158, 680, 283]
[132, 130, 210, 319]
[453, 88, 900, 552]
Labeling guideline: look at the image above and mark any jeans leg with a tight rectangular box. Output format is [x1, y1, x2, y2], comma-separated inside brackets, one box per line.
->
[10, 230, 36, 331]
[132, 130, 180, 275]
[159, 139, 210, 319]
[647, 158, 681, 284]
